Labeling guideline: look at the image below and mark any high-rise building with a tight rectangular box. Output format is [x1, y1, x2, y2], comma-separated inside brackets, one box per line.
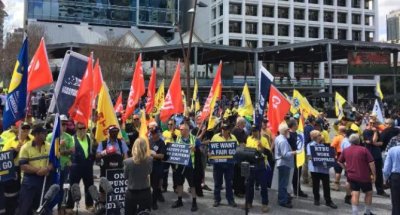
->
[192, 0, 379, 101]
[0, 0, 6, 47]
[387, 9, 400, 43]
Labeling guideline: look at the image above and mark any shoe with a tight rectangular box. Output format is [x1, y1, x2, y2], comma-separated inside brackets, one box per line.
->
[228, 201, 237, 207]
[158, 194, 165, 202]
[326, 202, 338, 209]
[288, 194, 293, 201]
[86, 206, 95, 213]
[331, 182, 340, 191]
[261, 204, 269, 213]
[297, 191, 308, 198]
[213, 201, 220, 207]
[191, 203, 198, 212]
[65, 209, 74, 215]
[344, 195, 351, 205]
[377, 192, 390, 197]
[255, 185, 260, 191]
[364, 212, 376, 215]
[171, 200, 183, 208]
[152, 203, 158, 210]
[202, 184, 212, 191]
[280, 203, 293, 208]
[235, 193, 245, 198]
[314, 200, 320, 206]
[197, 192, 204, 197]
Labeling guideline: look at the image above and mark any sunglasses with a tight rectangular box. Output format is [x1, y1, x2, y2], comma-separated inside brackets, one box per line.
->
[168, 124, 174, 126]
[133, 118, 139, 121]
[77, 127, 86, 130]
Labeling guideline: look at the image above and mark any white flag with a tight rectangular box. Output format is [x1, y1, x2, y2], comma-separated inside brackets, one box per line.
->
[372, 99, 384, 123]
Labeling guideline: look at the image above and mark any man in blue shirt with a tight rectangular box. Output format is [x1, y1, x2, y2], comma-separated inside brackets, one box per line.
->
[383, 135, 400, 215]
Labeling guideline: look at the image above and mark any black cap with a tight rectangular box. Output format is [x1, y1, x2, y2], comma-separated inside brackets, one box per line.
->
[221, 123, 230, 130]
[21, 122, 31, 130]
[108, 125, 120, 132]
[251, 125, 259, 132]
[31, 124, 47, 135]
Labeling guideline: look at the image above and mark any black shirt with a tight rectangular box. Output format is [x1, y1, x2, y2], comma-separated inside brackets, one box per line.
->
[288, 131, 297, 151]
[150, 138, 166, 169]
[232, 127, 247, 144]
[363, 129, 382, 159]
[380, 127, 400, 151]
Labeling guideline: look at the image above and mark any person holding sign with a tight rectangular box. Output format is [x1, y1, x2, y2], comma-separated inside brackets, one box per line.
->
[245, 125, 272, 213]
[124, 138, 153, 215]
[149, 126, 166, 210]
[171, 123, 200, 212]
[210, 123, 238, 208]
[307, 130, 338, 209]
[162, 119, 180, 192]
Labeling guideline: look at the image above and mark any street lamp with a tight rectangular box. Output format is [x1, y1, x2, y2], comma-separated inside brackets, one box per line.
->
[184, 0, 207, 107]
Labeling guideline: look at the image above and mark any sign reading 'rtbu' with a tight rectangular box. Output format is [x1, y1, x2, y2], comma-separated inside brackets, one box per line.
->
[208, 141, 237, 163]
[310, 145, 336, 168]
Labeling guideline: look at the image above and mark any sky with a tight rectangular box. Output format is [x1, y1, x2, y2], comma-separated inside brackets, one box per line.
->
[3, 0, 399, 41]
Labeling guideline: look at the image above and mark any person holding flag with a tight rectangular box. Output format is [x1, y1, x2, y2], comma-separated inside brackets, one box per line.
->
[17, 124, 53, 215]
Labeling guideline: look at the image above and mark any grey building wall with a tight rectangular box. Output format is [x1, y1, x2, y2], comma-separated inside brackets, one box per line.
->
[387, 10, 400, 43]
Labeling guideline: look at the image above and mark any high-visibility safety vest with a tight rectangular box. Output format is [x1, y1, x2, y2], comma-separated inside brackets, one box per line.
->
[176, 135, 196, 167]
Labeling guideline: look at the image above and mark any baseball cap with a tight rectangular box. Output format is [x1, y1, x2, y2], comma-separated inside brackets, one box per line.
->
[60, 115, 69, 121]
[108, 125, 120, 132]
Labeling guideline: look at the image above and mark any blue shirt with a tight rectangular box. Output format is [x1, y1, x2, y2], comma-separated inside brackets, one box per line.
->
[97, 139, 129, 156]
[307, 141, 330, 174]
[274, 134, 294, 168]
[304, 124, 314, 145]
[341, 137, 351, 152]
[383, 145, 400, 181]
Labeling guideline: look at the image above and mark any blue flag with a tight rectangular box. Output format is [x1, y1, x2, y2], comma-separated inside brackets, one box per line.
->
[255, 65, 274, 128]
[3, 39, 28, 130]
[49, 114, 61, 184]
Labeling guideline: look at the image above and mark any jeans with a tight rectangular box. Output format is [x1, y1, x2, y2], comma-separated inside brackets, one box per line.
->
[278, 165, 291, 205]
[246, 163, 269, 205]
[213, 163, 234, 203]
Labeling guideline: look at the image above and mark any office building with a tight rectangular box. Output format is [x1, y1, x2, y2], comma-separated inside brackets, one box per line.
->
[387, 9, 400, 43]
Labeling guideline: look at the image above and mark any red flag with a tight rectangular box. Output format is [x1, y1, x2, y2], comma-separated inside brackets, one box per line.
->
[68, 53, 94, 127]
[145, 64, 156, 114]
[267, 85, 291, 135]
[93, 58, 103, 97]
[27, 37, 53, 92]
[114, 92, 124, 113]
[200, 61, 222, 121]
[159, 61, 183, 122]
[124, 54, 145, 120]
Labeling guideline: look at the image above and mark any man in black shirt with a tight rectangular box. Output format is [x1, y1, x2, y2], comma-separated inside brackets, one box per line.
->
[231, 117, 247, 197]
[380, 119, 399, 151]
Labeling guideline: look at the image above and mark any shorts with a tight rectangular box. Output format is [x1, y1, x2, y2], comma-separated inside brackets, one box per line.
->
[349, 181, 372, 193]
[173, 165, 194, 187]
[334, 164, 343, 174]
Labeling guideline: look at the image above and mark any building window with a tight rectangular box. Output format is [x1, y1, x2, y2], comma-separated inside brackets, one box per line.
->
[352, 0, 360, 8]
[352, 30, 361, 41]
[309, 27, 319, 38]
[218, 40, 223, 45]
[245, 4, 257, 16]
[278, 7, 289, 19]
[309, 0, 318, 3]
[324, 0, 333, 5]
[262, 6, 274, 17]
[262, 23, 274, 35]
[338, 0, 346, 6]
[309, 10, 319, 21]
[352, 14, 361, 25]
[229, 3, 242, 15]
[212, 25, 216, 36]
[278, 25, 289, 36]
[219, 4, 223, 16]
[245, 22, 257, 34]
[246, 40, 258, 48]
[219, 22, 223, 34]
[324, 11, 334, 22]
[294, 0, 305, 2]
[294, 9, 305, 20]
[338, 29, 347, 39]
[338, 13, 347, 23]
[229, 39, 242, 47]
[324, 28, 334, 39]
[365, 31, 374, 42]
[262, 41, 274, 47]
[212, 8, 216, 19]
[229, 21, 242, 33]
[294, 26, 305, 37]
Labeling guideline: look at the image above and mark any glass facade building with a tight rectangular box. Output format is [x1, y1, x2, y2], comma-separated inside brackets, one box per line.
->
[27, 0, 179, 28]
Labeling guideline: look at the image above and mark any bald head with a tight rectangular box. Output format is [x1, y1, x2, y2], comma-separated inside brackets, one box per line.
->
[338, 125, 346, 134]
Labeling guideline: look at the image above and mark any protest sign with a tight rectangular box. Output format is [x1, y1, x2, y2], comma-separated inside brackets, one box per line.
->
[165, 143, 191, 166]
[310, 145, 336, 167]
[0, 150, 15, 182]
[106, 169, 127, 215]
[208, 141, 237, 163]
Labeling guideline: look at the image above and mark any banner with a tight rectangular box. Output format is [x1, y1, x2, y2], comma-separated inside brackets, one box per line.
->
[49, 51, 89, 114]
[208, 141, 237, 163]
[0, 150, 15, 182]
[165, 143, 191, 166]
[106, 169, 127, 215]
[310, 145, 336, 168]
[348, 51, 391, 75]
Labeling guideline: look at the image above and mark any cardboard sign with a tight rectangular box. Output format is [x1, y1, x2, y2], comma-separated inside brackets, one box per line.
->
[208, 141, 237, 163]
[165, 143, 191, 166]
[106, 169, 127, 215]
[0, 150, 15, 182]
[310, 145, 336, 168]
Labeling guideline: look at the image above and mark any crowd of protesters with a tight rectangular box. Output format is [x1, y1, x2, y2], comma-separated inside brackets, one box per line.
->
[0, 96, 399, 215]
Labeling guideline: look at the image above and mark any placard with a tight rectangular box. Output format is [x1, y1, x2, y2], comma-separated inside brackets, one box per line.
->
[165, 143, 191, 166]
[310, 145, 336, 168]
[0, 150, 15, 182]
[208, 141, 237, 163]
[106, 169, 127, 215]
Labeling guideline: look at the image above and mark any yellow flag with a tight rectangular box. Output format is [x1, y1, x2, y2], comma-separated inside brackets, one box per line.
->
[182, 90, 189, 116]
[207, 87, 220, 130]
[335, 92, 346, 120]
[292, 89, 318, 119]
[376, 81, 383, 100]
[138, 109, 150, 155]
[191, 78, 200, 112]
[0, 81, 4, 88]
[95, 83, 122, 142]
[152, 79, 165, 115]
[296, 147, 305, 168]
[238, 83, 254, 117]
